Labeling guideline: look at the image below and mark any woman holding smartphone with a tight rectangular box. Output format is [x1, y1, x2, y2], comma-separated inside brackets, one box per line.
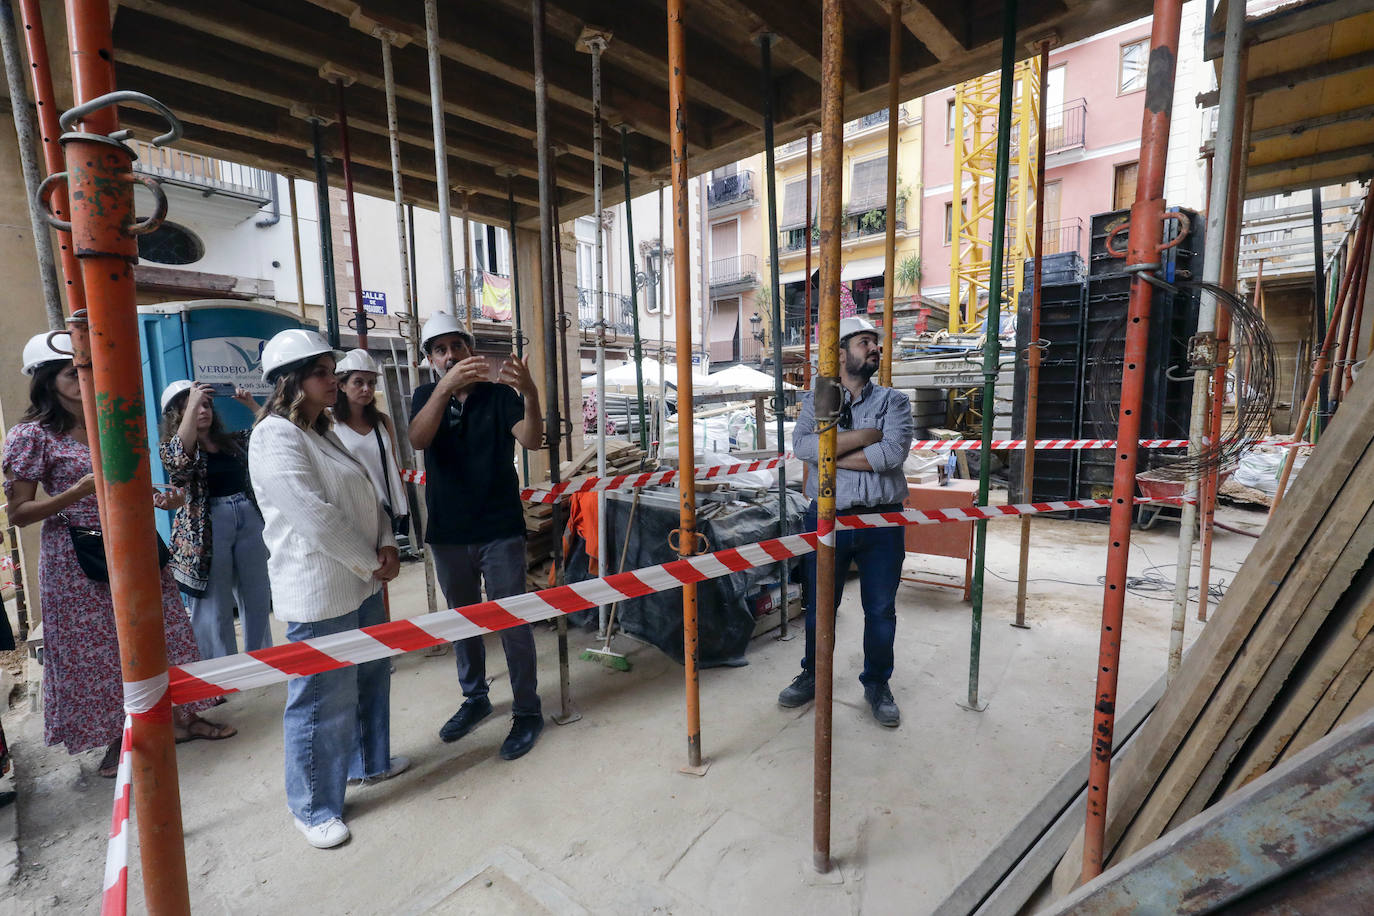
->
[159, 379, 272, 659]
[249, 329, 405, 849]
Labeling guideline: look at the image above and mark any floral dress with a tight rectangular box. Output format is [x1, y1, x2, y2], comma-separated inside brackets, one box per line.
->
[2, 421, 208, 755]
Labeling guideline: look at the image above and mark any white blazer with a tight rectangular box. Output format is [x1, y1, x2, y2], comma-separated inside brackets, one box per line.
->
[249, 414, 396, 623]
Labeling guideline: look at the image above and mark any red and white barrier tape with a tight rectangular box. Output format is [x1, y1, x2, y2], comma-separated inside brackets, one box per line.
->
[908, 437, 1311, 451]
[101, 715, 133, 916]
[164, 495, 1180, 705]
[0, 556, 14, 571]
[400, 455, 791, 504]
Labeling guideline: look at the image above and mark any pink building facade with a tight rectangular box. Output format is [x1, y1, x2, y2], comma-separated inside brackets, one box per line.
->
[919, 18, 1174, 312]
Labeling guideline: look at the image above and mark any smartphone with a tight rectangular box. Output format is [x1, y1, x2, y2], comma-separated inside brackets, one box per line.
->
[200, 381, 238, 397]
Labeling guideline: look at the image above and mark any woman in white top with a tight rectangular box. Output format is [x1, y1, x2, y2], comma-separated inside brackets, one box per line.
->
[331, 349, 409, 546]
[248, 329, 406, 850]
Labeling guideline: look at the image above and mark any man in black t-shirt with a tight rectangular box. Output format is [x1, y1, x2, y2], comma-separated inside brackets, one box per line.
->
[410, 311, 545, 760]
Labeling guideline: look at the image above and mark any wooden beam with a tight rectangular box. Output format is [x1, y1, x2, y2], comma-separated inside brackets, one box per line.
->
[112, 2, 648, 183]
[902, 0, 967, 61]
[1246, 169, 1374, 199]
[1203, 105, 1374, 151]
[120, 108, 532, 225]
[114, 70, 547, 207]
[1248, 144, 1374, 178]
[303, 0, 706, 149]
[489, 0, 765, 128]
[691, 0, 824, 81]
[1204, 0, 1372, 60]
[1196, 49, 1374, 107]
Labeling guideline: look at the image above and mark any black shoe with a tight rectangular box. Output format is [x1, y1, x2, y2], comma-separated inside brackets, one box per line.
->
[439, 697, 493, 743]
[0, 790, 14, 808]
[865, 684, 900, 728]
[778, 670, 816, 708]
[499, 714, 544, 761]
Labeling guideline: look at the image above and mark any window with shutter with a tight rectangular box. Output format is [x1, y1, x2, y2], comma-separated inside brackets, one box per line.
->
[848, 156, 887, 214]
[780, 173, 819, 229]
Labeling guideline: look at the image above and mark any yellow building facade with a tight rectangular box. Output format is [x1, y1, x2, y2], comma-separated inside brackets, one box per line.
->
[764, 104, 924, 377]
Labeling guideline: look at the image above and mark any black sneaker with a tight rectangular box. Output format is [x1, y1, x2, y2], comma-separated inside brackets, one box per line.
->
[864, 683, 900, 728]
[438, 697, 493, 743]
[499, 714, 544, 760]
[778, 670, 816, 708]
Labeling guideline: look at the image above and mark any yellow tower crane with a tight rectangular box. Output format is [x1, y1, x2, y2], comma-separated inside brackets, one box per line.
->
[949, 57, 1041, 334]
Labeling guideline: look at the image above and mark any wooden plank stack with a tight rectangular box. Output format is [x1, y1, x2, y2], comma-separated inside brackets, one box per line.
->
[1039, 359, 1374, 901]
[524, 441, 649, 590]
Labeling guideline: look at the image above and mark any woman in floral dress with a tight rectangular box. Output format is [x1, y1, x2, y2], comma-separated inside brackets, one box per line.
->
[3, 333, 235, 777]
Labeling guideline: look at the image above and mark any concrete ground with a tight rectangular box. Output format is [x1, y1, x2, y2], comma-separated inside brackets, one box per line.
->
[0, 498, 1261, 915]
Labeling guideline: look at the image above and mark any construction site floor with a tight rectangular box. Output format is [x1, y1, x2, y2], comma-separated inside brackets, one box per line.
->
[0, 498, 1262, 915]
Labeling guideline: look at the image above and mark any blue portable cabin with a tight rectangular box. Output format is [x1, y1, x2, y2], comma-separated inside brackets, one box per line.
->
[139, 300, 312, 540]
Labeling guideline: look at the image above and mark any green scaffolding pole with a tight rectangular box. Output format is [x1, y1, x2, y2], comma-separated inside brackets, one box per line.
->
[964, 0, 1018, 712]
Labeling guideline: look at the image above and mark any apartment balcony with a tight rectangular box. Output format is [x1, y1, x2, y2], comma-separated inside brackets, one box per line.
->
[709, 254, 760, 295]
[452, 268, 516, 326]
[1045, 99, 1087, 154]
[707, 171, 755, 212]
[577, 287, 636, 337]
[845, 108, 889, 135]
[130, 140, 274, 208]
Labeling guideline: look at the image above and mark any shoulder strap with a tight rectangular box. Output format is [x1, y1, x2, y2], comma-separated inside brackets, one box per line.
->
[373, 424, 394, 510]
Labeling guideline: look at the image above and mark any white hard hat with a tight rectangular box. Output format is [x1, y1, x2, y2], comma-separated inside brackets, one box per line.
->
[159, 379, 194, 414]
[335, 348, 380, 376]
[260, 328, 343, 383]
[420, 311, 471, 352]
[21, 331, 72, 375]
[838, 316, 879, 346]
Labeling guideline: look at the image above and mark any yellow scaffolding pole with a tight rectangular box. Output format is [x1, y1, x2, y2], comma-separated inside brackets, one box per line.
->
[949, 57, 1041, 333]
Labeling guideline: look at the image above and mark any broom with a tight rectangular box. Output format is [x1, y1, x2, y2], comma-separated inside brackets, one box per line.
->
[580, 488, 642, 671]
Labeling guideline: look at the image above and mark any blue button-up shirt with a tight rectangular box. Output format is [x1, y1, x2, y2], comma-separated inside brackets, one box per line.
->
[793, 381, 913, 510]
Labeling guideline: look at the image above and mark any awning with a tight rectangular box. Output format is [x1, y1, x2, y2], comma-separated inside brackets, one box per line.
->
[778, 269, 806, 286]
[840, 256, 887, 282]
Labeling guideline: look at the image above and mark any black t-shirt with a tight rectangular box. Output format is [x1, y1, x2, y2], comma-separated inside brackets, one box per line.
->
[411, 380, 526, 545]
[205, 448, 247, 498]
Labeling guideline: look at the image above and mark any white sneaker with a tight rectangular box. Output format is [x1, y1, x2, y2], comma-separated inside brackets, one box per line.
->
[295, 816, 350, 849]
[347, 755, 412, 788]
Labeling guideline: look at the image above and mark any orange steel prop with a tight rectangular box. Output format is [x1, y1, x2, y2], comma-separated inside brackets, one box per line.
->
[1197, 95, 1249, 623]
[878, 1, 899, 386]
[667, 0, 704, 773]
[1014, 40, 1051, 630]
[1332, 220, 1371, 407]
[19, 0, 84, 312]
[62, 1, 191, 911]
[1342, 220, 1374, 401]
[19, 0, 107, 518]
[336, 79, 369, 349]
[1082, 0, 1186, 882]
[813, 0, 844, 874]
[1271, 195, 1373, 516]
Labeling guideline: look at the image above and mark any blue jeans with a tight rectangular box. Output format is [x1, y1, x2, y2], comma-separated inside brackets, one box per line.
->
[282, 591, 391, 826]
[800, 502, 905, 688]
[430, 537, 541, 717]
[186, 493, 273, 658]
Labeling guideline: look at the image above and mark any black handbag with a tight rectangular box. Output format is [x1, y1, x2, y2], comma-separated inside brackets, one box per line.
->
[60, 514, 170, 583]
[373, 426, 411, 540]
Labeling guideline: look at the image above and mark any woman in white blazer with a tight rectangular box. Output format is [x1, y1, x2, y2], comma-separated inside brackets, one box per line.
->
[248, 329, 406, 850]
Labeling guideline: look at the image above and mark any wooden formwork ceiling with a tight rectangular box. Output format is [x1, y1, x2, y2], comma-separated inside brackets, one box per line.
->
[1203, 0, 1374, 198]
[106, 0, 1156, 225]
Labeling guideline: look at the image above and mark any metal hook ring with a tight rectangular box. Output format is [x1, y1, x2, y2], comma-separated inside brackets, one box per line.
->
[35, 172, 73, 232]
[1104, 220, 1131, 259]
[60, 91, 184, 148]
[126, 174, 169, 236]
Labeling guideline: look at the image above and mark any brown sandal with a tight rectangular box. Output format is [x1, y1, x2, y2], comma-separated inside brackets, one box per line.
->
[174, 716, 237, 743]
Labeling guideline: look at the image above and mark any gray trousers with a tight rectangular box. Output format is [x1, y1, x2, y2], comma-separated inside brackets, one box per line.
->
[430, 536, 541, 717]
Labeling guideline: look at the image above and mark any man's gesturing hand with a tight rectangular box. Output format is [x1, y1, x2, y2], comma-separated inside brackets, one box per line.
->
[437, 355, 489, 395]
[497, 354, 537, 397]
